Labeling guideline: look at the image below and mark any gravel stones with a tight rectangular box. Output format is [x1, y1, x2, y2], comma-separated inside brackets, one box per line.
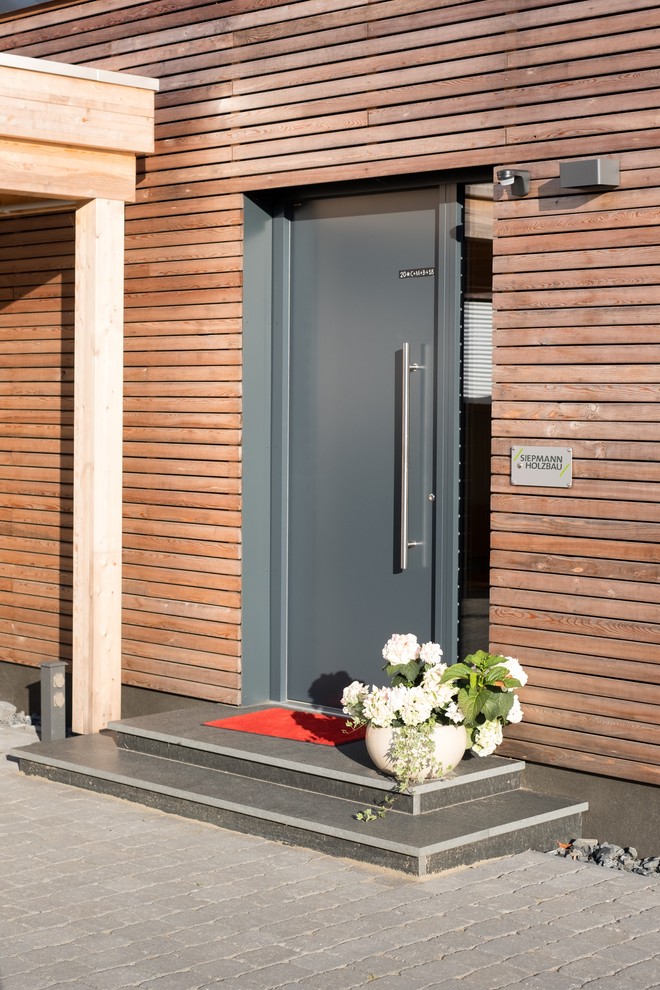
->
[0, 701, 32, 726]
[555, 837, 660, 877]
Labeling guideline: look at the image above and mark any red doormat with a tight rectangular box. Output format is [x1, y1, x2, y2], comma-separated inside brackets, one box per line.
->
[204, 707, 366, 746]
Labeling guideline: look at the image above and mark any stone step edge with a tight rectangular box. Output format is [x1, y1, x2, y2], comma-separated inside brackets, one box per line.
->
[14, 745, 587, 862]
[108, 721, 526, 799]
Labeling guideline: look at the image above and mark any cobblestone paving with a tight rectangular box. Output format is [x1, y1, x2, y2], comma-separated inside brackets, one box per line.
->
[1, 731, 659, 990]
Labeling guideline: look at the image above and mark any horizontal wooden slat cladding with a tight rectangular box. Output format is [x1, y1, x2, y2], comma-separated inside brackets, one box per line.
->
[122, 622, 240, 658]
[496, 266, 660, 294]
[491, 551, 659, 591]
[497, 739, 660, 787]
[123, 474, 239, 496]
[494, 665, 660, 716]
[490, 53, 660, 783]
[494, 364, 660, 384]
[494, 323, 660, 345]
[493, 514, 660, 546]
[492, 566, 660, 604]
[493, 402, 660, 422]
[120, 88, 242, 704]
[492, 586, 660, 628]
[495, 335, 660, 359]
[123, 534, 239, 562]
[491, 149, 660, 782]
[492, 494, 660, 526]
[122, 669, 238, 705]
[0, 210, 73, 672]
[0, 0, 657, 775]
[0, 1, 247, 701]
[124, 577, 239, 609]
[511, 711, 660, 760]
[123, 653, 241, 692]
[498, 726, 660, 786]
[122, 548, 239, 576]
[519, 681, 660, 722]
[492, 532, 657, 565]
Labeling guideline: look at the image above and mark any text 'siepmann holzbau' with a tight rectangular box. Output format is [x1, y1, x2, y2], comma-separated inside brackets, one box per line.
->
[0, 0, 658, 846]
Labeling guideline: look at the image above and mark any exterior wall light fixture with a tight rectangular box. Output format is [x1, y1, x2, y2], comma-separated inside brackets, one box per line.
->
[559, 158, 620, 189]
[496, 168, 530, 197]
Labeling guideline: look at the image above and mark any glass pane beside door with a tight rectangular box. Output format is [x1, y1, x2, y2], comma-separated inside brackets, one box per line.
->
[459, 183, 494, 658]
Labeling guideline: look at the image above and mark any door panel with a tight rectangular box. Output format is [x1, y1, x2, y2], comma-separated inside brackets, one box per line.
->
[286, 189, 441, 707]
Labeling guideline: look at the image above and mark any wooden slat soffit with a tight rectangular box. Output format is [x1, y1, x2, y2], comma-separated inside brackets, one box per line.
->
[0, 51, 157, 209]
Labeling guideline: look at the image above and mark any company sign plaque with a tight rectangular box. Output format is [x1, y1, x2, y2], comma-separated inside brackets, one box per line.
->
[511, 446, 573, 488]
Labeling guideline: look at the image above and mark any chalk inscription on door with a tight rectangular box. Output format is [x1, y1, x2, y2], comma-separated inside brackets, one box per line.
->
[399, 267, 436, 278]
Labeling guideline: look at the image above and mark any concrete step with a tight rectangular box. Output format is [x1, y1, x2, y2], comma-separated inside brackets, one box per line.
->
[11, 723, 587, 877]
[108, 703, 526, 814]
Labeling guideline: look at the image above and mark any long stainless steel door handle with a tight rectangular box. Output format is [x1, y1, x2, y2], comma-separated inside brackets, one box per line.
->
[400, 342, 423, 571]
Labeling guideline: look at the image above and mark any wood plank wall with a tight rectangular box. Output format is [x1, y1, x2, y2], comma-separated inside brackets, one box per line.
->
[0, 0, 658, 783]
[0, 214, 74, 671]
[490, 161, 660, 786]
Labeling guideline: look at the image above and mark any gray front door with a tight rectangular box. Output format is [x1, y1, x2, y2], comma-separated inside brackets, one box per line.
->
[283, 186, 460, 708]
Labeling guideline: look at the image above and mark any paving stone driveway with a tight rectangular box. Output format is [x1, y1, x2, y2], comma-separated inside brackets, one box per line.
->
[1, 728, 659, 990]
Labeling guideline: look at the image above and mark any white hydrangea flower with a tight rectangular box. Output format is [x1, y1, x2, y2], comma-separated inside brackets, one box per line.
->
[471, 719, 503, 757]
[506, 695, 524, 724]
[341, 681, 368, 720]
[385, 683, 409, 718]
[420, 665, 453, 707]
[420, 664, 447, 688]
[382, 633, 420, 666]
[398, 686, 434, 726]
[501, 656, 528, 688]
[362, 686, 399, 727]
[419, 641, 443, 666]
[444, 701, 465, 724]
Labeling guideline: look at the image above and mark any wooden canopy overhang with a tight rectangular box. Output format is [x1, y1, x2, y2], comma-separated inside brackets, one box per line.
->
[0, 52, 158, 734]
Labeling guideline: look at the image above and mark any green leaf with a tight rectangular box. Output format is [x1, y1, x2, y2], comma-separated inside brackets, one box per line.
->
[463, 650, 490, 667]
[483, 664, 509, 683]
[384, 660, 420, 686]
[476, 688, 492, 715]
[441, 663, 473, 684]
[457, 687, 480, 724]
[480, 691, 512, 722]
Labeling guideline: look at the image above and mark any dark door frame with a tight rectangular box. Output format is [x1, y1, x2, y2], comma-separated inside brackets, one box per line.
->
[241, 171, 489, 707]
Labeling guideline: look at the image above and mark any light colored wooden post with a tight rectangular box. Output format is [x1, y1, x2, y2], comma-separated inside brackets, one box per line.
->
[72, 198, 125, 734]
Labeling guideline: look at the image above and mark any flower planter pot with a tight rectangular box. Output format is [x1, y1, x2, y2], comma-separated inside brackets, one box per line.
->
[365, 723, 468, 782]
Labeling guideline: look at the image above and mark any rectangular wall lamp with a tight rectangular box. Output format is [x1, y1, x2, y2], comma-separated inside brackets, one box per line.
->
[559, 158, 620, 189]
